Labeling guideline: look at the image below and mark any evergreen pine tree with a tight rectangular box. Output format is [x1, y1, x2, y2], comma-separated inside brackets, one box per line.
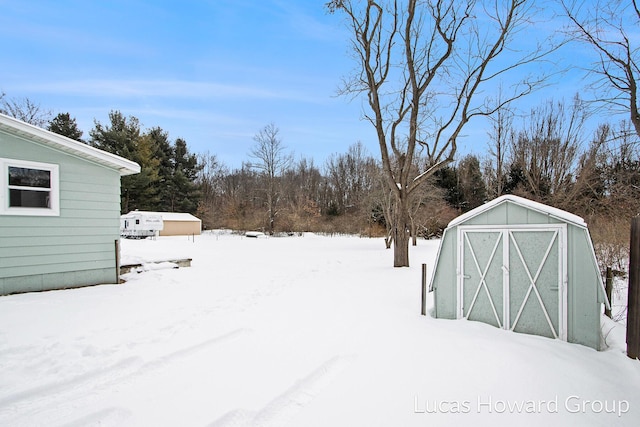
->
[130, 134, 161, 211]
[89, 110, 139, 158]
[89, 111, 159, 213]
[47, 112, 83, 141]
[434, 166, 464, 211]
[169, 138, 201, 213]
[457, 155, 487, 211]
[144, 127, 174, 211]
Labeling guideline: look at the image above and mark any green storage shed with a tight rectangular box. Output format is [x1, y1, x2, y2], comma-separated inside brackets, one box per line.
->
[430, 195, 609, 350]
[0, 113, 140, 295]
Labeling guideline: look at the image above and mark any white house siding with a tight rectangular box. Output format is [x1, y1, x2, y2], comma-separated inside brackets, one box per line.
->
[0, 128, 122, 295]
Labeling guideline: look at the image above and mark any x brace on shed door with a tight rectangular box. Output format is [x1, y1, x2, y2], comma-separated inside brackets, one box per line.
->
[456, 225, 568, 341]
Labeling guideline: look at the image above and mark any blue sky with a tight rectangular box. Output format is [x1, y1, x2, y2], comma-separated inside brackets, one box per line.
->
[0, 0, 609, 169]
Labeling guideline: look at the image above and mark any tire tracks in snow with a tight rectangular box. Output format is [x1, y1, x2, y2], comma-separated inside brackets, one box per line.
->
[208, 354, 355, 427]
[57, 407, 133, 427]
[0, 328, 251, 426]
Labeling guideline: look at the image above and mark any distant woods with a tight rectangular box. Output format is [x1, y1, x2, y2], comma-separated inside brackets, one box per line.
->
[1, 93, 639, 264]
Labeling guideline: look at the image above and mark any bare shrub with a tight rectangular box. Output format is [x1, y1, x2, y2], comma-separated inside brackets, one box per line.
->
[589, 215, 630, 275]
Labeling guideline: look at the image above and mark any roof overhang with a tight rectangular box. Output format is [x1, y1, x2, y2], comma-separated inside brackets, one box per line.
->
[0, 113, 140, 176]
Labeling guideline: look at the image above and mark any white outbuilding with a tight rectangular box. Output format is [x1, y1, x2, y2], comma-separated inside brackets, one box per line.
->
[122, 211, 201, 237]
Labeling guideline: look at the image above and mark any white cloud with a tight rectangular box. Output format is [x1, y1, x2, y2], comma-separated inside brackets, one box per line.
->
[14, 79, 326, 103]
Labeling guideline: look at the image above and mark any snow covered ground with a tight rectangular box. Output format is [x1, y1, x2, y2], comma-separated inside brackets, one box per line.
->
[0, 231, 638, 426]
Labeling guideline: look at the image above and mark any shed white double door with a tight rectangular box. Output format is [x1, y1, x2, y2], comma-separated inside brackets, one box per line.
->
[456, 225, 567, 340]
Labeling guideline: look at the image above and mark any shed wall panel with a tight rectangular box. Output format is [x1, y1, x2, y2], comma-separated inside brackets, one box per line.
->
[530, 209, 557, 224]
[463, 203, 566, 227]
[566, 224, 602, 349]
[433, 228, 458, 319]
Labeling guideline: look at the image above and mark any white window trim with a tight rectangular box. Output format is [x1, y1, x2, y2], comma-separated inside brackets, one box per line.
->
[0, 157, 60, 216]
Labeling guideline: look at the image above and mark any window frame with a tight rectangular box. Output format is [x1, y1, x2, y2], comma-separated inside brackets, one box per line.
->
[0, 157, 60, 216]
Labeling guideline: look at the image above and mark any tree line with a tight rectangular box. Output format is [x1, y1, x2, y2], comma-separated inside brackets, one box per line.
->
[1, 90, 638, 269]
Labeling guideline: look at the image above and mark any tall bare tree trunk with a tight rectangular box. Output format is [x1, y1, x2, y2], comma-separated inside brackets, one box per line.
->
[393, 195, 410, 267]
[328, 0, 557, 267]
[249, 123, 292, 234]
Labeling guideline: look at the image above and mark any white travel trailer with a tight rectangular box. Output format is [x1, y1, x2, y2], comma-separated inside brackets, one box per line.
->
[120, 212, 164, 239]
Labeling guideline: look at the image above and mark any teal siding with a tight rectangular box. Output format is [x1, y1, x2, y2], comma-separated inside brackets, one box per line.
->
[0, 129, 122, 295]
[566, 224, 602, 349]
[1, 268, 116, 295]
[0, 217, 119, 229]
[464, 202, 563, 226]
[432, 227, 457, 319]
[0, 242, 114, 259]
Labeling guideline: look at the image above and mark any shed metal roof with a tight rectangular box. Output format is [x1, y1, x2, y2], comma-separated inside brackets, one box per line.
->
[447, 195, 587, 228]
[0, 113, 140, 176]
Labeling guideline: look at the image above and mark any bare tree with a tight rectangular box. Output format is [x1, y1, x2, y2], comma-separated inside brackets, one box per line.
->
[248, 123, 293, 234]
[579, 121, 640, 276]
[508, 96, 587, 209]
[595, 120, 640, 217]
[280, 158, 324, 233]
[196, 152, 228, 229]
[325, 141, 377, 215]
[486, 88, 516, 198]
[327, 0, 558, 266]
[562, 0, 640, 137]
[220, 164, 260, 230]
[0, 96, 51, 127]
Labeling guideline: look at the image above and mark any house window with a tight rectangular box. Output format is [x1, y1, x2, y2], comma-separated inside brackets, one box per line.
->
[1, 158, 59, 216]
